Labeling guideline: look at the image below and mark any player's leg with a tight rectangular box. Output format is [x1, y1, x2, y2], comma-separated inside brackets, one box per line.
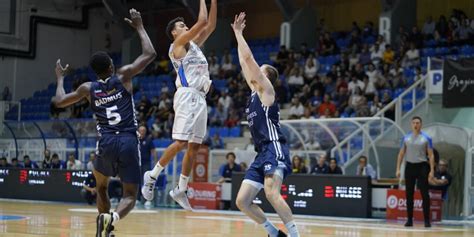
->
[404, 162, 416, 226]
[142, 140, 187, 201]
[114, 182, 138, 219]
[264, 171, 299, 237]
[236, 160, 282, 237]
[418, 163, 431, 227]
[93, 169, 111, 213]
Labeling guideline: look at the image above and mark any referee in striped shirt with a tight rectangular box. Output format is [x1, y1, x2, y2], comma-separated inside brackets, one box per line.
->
[396, 116, 435, 227]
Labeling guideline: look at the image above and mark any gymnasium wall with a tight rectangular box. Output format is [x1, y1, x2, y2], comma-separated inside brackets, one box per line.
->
[0, 0, 123, 101]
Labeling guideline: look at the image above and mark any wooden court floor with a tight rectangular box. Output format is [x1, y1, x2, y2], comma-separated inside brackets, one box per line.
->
[0, 200, 473, 237]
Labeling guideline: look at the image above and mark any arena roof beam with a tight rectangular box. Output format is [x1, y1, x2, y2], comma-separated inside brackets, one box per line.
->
[274, 0, 295, 21]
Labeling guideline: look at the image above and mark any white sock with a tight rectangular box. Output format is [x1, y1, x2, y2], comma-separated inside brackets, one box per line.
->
[178, 174, 189, 192]
[111, 211, 120, 226]
[261, 219, 279, 237]
[285, 221, 299, 237]
[150, 163, 164, 178]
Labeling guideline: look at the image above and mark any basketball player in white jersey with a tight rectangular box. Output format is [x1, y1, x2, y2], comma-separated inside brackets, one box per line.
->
[141, 0, 216, 210]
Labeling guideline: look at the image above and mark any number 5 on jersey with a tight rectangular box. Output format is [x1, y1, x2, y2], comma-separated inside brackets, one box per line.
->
[106, 106, 122, 125]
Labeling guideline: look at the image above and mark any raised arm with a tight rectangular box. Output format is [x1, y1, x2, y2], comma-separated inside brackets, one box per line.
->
[52, 59, 90, 108]
[117, 9, 157, 83]
[193, 0, 217, 47]
[232, 12, 275, 106]
[173, 0, 208, 58]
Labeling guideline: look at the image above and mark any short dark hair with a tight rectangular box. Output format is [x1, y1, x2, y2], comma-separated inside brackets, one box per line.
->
[89, 51, 112, 77]
[359, 156, 367, 162]
[412, 116, 422, 123]
[23, 155, 30, 160]
[263, 64, 279, 85]
[12, 158, 18, 162]
[329, 158, 337, 163]
[52, 153, 59, 159]
[226, 152, 236, 159]
[166, 17, 184, 40]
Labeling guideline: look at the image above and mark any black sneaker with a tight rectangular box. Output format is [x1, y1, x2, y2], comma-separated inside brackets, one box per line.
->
[96, 213, 114, 237]
[268, 230, 287, 237]
[424, 221, 431, 228]
[404, 220, 413, 227]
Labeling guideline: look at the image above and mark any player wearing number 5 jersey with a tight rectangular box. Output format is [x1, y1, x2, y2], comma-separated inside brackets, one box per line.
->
[52, 9, 156, 237]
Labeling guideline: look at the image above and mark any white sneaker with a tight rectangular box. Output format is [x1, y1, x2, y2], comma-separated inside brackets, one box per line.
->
[141, 171, 156, 201]
[169, 187, 193, 211]
[144, 200, 153, 209]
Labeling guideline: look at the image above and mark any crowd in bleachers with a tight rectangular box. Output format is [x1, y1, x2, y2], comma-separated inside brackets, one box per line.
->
[5, 9, 474, 149]
[0, 150, 96, 171]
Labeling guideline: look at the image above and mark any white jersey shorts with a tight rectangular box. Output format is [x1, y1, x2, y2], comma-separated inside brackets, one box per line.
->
[172, 87, 207, 144]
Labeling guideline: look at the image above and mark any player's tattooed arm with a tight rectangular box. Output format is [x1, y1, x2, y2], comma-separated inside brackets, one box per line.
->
[52, 59, 90, 108]
[193, 0, 217, 47]
[232, 12, 275, 106]
[173, 0, 208, 58]
[118, 8, 157, 83]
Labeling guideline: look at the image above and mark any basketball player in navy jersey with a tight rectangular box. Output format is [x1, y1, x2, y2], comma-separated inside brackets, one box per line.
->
[232, 13, 300, 237]
[52, 9, 156, 237]
[141, 0, 217, 210]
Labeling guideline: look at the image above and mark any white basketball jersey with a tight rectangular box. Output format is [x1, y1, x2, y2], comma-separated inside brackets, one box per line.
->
[169, 41, 212, 93]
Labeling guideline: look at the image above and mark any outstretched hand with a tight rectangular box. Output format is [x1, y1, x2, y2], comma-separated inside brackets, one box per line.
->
[55, 59, 69, 80]
[124, 8, 143, 29]
[231, 12, 246, 34]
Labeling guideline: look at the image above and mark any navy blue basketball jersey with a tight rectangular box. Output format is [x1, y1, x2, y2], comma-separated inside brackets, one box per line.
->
[245, 92, 286, 151]
[90, 76, 138, 135]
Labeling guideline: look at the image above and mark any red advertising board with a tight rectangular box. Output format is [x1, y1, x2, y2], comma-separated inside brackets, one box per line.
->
[386, 189, 443, 222]
[188, 182, 221, 210]
[192, 146, 209, 182]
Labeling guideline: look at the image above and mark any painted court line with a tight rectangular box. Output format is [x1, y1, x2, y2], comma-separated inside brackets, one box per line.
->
[68, 208, 158, 214]
[186, 215, 465, 233]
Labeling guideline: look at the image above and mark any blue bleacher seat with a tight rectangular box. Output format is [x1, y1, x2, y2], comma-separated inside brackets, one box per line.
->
[219, 127, 229, 138]
[229, 126, 241, 137]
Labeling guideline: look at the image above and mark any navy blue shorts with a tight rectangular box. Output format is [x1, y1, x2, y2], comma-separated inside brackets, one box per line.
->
[243, 141, 291, 189]
[94, 132, 141, 184]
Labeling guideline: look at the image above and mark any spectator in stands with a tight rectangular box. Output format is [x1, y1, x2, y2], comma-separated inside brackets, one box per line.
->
[370, 95, 383, 115]
[456, 20, 473, 42]
[288, 66, 304, 95]
[348, 76, 365, 94]
[436, 15, 449, 38]
[11, 158, 22, 168]
[292, 155, 308, 174]
[218, 90, 233, 115]
[383, 44, 395, 65]
[310, 155, 329, 174]
[318, 94, 336, 117]
[299, 43, 311, 59]
[429, 159, 452, 200]
[22, 155, 38, 169]
[310, 89, 322, 108]
[305, 137, 321, 150]
[240, 162, 248, 172]
[81, 172, 96, 205]
[334, 87, 349, 114]
[147, 96, 160, 119]
[87, 152, 95, 171]
[304, 55, 318, 80]
[160, 82, 170, 94]
[355, 97, 370, 117]
[408, 26, 423, 48]
[225, 109, 240, 127]
[321, 32, 337, 56]
[210, 133, 224, 149]
[2, 86, 12, 101]
[351, 21, 361, 34]
[363, 21, 374, 37]
[221, 56, 236, 78]
[209, 57, 220, 78]
[327, 159, 343, 175]
[51, 153, 63, 169]
[348, 51, 360, 68]
[403, 43, 420, 67]
[217, 152, 241, 183]
[363, 75, 376, 101]
[67, 153, 82, 170]
[395, 26, 408, 49]
[381, 91, 395, 120]
[345, 87, 365, 115]
[289, 97, 304, 119]
[356, 156, 376, 180]
[348, 31, 362, 52]
[359, 44, 372, 65]
[275, 45, 289, 72]
[370, 43, 384, 66]
[422, 16, 436, 39]
[137, 95, 151, 116]
[0, 157, 10, 168]
[210, 103, 227, 126]
[42, 149, 52, 169]
[302, 107, 315, 120]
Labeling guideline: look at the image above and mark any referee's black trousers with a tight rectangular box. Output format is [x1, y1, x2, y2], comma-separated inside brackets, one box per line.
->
[405, 162, 431, 222]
